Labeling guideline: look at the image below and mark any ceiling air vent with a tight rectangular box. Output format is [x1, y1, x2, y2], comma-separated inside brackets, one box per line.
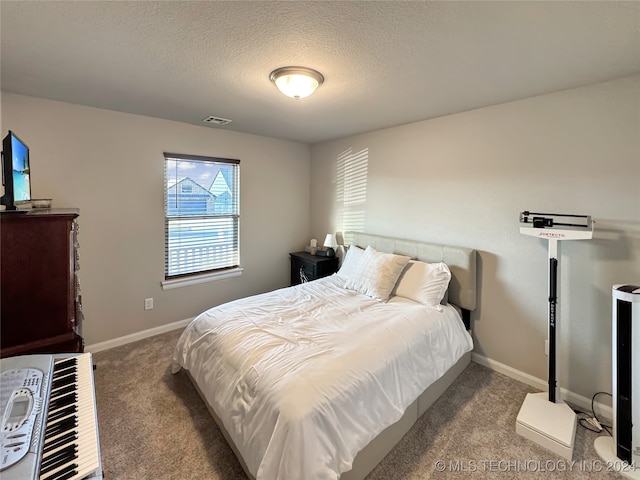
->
[202, 116, 232, 126]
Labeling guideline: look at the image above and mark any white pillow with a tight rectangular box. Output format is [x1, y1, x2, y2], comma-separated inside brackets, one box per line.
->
[336, 245, 365, 280]
[344, 246, 411, 301]
[393, 260, 451, 310]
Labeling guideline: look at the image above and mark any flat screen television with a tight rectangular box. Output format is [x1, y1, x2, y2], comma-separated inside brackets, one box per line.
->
[1, 131, 31, 211]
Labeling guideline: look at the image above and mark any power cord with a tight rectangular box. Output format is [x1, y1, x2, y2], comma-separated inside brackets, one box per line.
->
[574, 391, 613, 436]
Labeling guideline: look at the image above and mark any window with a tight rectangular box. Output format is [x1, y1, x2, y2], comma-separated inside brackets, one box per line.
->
[163, 153, 240, 283]
[336, 148, 368, 245]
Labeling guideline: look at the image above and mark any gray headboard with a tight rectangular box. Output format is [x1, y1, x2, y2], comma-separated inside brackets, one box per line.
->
[349, 232, 477, 317]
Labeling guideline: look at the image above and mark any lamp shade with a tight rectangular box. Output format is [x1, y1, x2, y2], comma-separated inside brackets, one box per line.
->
[324, 234, 337, 248]
[269, 67, 324, 99]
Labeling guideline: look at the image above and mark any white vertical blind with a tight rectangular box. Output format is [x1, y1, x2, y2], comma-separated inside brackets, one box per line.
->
[164, 153, 240, 278]
[336, 148, 368, 245]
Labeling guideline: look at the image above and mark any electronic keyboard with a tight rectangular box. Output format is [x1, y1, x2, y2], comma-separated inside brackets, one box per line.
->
[0, 353, 103, 480]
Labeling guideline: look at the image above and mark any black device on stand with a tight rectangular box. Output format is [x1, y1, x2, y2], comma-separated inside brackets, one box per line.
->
[1, 131, 32, 211]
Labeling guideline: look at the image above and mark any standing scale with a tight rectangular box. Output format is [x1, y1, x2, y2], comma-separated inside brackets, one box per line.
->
[515, 211, 594, 460]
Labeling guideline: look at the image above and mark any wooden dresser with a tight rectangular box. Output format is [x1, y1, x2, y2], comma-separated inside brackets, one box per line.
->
[0, 209, 84, 357]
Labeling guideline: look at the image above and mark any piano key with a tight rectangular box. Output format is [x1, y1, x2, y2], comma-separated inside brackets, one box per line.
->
[40, 462, 78, 480]
[53, 358, 77, 371]
[47, 405, 77, 424]
[45, 405, 77, 424]
[48, 392, 77, 411]
[49, 383, 76, 399]
[42, 428, 78, 459]
[42, 431, 77, 455]
[34, 354, 101, 480]
[40, 445, 77, 474]
[51, 374, 77, 391]
[51, 467, 80, 480]
[51, 369, 76, 380]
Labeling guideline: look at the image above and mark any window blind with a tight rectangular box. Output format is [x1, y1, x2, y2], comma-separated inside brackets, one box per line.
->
[164, 153, 240, 279]
[336, 148, 368, 245]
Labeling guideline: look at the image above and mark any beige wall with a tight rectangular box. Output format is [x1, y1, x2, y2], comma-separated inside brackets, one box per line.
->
[310, 75, 640, 399]
[1, 93, 311, 345]
[3, 76, 638, 399]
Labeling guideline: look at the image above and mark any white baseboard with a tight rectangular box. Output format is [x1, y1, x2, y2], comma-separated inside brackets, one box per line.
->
[85, 317, 193, 353]
[471, 352, 613, 422]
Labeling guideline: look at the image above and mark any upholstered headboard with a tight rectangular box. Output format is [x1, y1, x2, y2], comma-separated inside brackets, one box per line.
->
[349, 232, 477, 327]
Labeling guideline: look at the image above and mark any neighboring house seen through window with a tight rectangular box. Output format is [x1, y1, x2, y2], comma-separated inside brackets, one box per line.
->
[164, 153, 240, 279]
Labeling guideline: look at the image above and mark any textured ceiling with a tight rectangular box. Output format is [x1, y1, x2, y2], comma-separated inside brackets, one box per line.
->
[1, 1, 639, 144]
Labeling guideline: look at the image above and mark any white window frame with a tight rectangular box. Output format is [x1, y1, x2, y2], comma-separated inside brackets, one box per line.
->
[161, 153, 241, 290]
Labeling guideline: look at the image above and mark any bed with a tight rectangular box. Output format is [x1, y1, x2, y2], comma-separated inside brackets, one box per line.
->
[172, 232, 477, 480]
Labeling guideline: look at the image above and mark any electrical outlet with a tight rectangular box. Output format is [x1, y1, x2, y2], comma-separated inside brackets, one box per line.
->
[545, 339, 549, 356]
[144, 298, 153, 310]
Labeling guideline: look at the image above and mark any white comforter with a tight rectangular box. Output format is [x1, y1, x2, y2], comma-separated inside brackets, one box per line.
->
[172, 275, 473, 480]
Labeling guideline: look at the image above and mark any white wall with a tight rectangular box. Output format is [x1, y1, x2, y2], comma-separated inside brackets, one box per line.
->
[310, 75, 640, 400]
[1, 93, 311, 345]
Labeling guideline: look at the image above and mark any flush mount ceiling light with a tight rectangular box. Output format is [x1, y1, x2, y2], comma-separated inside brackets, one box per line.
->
[269, 66, 324, 99]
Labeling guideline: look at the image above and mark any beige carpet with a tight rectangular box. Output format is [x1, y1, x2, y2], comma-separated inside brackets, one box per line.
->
[93, 329, 622, 479]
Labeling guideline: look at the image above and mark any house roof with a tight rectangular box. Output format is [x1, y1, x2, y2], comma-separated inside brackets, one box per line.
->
[209, 170, 231, 197]
[168, 177, 214, 198]
[1, 1, 638, 144]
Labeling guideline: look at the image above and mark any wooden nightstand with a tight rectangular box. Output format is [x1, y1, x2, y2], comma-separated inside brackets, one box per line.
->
[289, 251, 339, 286]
